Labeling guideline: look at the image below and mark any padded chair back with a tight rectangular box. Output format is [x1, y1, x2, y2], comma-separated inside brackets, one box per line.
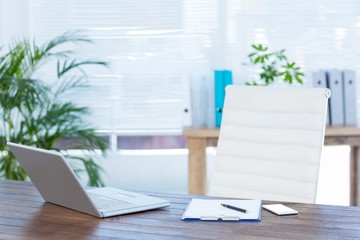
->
[208, 86, 330, 203]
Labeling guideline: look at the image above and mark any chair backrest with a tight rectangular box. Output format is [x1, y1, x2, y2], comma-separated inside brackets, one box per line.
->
[208, 86, 330, 203]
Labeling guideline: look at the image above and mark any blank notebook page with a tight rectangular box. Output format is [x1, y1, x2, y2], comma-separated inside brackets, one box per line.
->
[181, 199, 261, 220]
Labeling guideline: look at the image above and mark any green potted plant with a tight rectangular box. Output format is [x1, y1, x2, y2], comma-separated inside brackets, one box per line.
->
[247, 44, 304, 86]
[0, 31, 108, 186]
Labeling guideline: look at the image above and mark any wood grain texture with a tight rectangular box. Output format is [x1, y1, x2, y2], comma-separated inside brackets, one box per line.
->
[351, 146, 359, 206]
[188, 138, 207, 195]
[0, 180, 359, 239]
[183, 126, 360, 139]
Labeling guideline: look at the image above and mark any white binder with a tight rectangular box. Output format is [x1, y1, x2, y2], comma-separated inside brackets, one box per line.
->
[189, 72, 204, 128]
[205, 71, 215, 128]
[343, 70, 357, 126]
[313, 70, 330, 125]
[189, 71, 214, 128]
[328, 69, 344, 126]
[181, 75, 192, 127]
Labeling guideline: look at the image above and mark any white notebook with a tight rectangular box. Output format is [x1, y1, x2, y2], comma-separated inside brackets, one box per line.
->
[181, 199, 262, 222]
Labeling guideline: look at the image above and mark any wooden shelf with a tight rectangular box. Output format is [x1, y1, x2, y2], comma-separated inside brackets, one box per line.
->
[183, 126, 360, 138]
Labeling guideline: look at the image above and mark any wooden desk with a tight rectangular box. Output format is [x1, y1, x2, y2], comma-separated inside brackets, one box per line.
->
[1, 180, 359, 239]
[183, 127, 360, 206]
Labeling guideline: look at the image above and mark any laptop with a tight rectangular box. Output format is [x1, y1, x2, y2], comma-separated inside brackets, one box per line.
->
[7, 142, 170, 218]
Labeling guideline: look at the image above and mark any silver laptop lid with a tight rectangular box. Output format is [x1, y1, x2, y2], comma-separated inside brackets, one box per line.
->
[7, 142, 101, 217]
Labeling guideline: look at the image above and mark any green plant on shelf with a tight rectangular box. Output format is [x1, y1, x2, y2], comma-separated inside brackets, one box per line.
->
[246, 44, 304, 86]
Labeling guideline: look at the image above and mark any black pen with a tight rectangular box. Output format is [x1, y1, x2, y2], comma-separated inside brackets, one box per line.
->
[221, 203, 248, 214]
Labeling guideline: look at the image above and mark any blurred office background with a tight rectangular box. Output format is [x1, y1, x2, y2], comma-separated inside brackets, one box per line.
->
[0, 0, 358, 205]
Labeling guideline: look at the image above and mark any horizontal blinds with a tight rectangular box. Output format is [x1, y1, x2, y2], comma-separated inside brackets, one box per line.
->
[1, 0, 360, 133]
[225, 0, 360, 87]
[29, 0, 218, 133]
[0, 0, 31, 45]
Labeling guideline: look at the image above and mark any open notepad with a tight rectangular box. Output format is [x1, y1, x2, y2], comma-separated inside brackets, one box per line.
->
[181, 199, 262, 222]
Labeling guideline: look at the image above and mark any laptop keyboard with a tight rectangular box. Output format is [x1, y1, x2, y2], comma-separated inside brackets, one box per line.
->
[88, 192, 134, 212]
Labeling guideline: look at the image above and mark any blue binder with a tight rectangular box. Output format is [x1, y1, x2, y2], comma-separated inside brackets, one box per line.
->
[214, 70, 233, 127]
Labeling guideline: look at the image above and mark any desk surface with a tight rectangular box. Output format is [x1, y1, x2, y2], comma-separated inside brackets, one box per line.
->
[0, 180, 359, 239]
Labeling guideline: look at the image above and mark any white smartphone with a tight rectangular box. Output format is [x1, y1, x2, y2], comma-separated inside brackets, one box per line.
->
[262, 204, 298, 216]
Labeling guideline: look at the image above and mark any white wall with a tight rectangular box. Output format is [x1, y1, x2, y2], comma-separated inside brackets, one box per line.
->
[100, 149, 189, 193]
[316, 146, 350, 206]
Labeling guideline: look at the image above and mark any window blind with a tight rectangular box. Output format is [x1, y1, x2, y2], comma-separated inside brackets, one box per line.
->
[1, 0, 360, 134]
[28, 0, 218, 134]
[225, 0, 360, 87]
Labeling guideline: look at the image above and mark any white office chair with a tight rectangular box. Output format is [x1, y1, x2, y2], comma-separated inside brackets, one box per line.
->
[208, 85, 330, 203]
